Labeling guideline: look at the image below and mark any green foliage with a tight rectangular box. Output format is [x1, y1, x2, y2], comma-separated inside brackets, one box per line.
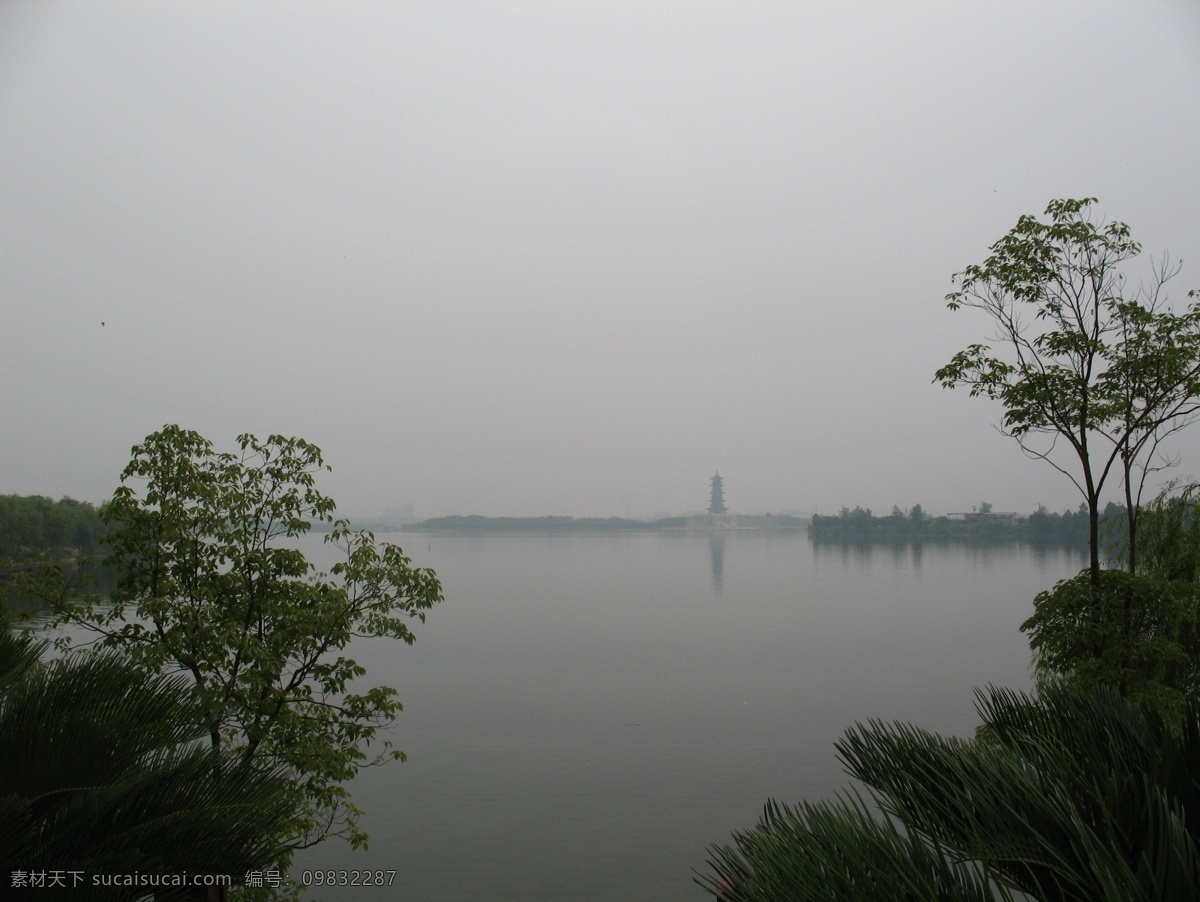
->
[51, 425, 443, 854]
[1024, 569, 1200, 726]
[0, 609, 297, 900]
[0, 495, 105, 561]
[699, 683, 1200, 900]
[697, 794, 1003, 901]
[934, 198, 1200, 580]
[1135, 481, 1200, 584]
[1025, 485, 1200, 722]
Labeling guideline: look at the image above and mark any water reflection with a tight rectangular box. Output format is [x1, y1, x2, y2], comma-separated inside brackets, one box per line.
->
[810, 534, 1086, 574]
[2, 558, 115, 626]
[709, 532, 725, 595]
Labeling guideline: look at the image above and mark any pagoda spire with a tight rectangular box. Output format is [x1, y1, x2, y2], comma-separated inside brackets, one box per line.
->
[708, 472, 727, 515]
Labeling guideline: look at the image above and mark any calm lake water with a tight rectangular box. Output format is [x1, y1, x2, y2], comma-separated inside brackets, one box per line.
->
[283, 530, 1082, 900]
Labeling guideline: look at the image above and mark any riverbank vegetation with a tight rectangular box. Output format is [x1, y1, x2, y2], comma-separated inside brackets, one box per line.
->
[0, 494, 104, 561]
[808, 502, 1098, 546]
[3, 426, 442, 899]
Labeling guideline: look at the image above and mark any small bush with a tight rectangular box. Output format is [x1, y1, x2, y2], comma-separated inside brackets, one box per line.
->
[1022, 569, 1200, 720]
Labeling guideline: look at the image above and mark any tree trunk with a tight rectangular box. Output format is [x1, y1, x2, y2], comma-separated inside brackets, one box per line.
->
[1088, 497, 1101, 586]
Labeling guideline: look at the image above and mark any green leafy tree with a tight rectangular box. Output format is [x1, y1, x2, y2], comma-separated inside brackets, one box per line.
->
[1023, 482, 1200, 719]
[1103, 273, 1200, 573]
[0, 608, 298, 901]
[50, 425, 443, 857]
[698, 683, 1200, 900]
[1022, 569, 1200, 720]
[934, 198, 1200, 583]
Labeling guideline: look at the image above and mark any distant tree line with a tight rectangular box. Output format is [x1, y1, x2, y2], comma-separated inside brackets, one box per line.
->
[405, 514, 810, 533]
[406, 515, 650, 532]
[0, 494, 106, 561]
[807, 502, 1121, 547]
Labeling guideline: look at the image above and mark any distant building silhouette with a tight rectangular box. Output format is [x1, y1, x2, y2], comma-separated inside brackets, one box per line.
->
[708, 472, 727, 515]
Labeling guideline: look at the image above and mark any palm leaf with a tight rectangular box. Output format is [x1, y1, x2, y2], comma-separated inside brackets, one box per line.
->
[700, 684, 1200, 900]
[1, 631, 300, 899]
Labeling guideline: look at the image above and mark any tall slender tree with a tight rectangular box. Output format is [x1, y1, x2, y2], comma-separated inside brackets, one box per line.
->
[935, 198, 1200, 583]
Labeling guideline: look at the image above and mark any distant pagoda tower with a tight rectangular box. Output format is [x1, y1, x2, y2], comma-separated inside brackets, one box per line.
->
[708, 472, 727, 515]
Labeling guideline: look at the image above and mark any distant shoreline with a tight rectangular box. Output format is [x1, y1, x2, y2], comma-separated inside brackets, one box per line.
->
[333, 510, 1090, 550]
[395, 514, 810, 533]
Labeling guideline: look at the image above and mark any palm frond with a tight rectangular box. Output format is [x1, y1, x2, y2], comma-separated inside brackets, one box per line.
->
[700, 684, 1200, 900]
[1, 633, 300, 896]
[698, 791, 1009, 901]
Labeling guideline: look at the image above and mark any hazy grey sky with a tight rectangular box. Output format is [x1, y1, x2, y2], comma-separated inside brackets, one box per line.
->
[3, 1, 1199, 519]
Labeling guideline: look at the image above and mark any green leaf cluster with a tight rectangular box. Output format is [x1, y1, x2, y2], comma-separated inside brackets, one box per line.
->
[1025, 482, 1200, 723]
[1023, 569, 1200, 722]
[51, 425, 443, 855]
[1134, 481, 1200, 584]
